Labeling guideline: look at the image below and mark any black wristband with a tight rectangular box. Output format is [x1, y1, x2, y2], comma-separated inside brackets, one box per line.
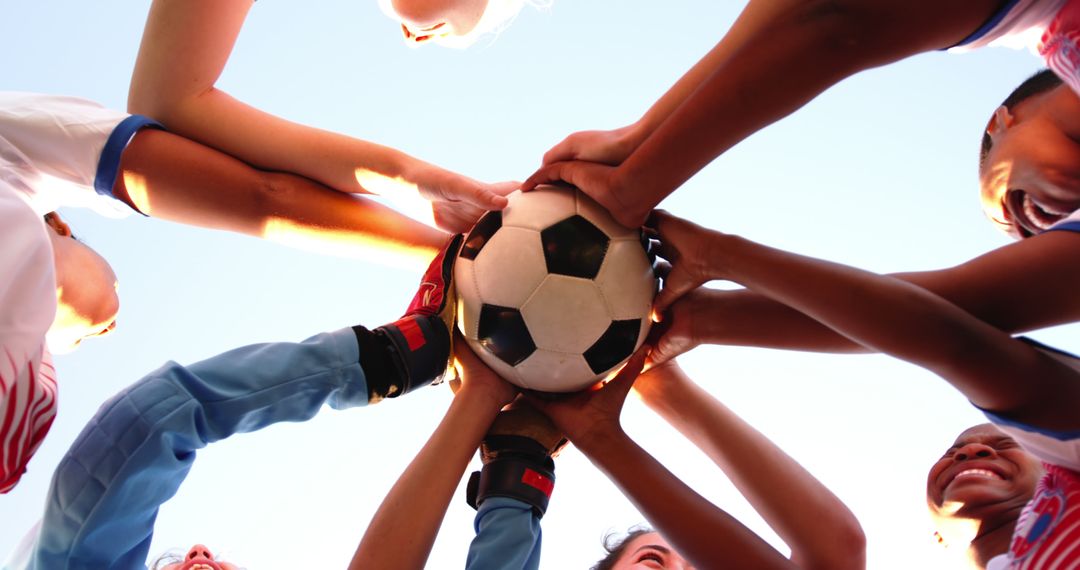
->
[352, 325, 400, 402]
[465, 453, 555, 518]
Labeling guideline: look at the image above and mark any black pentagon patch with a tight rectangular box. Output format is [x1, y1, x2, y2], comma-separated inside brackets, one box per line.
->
[540, 215, 609, 279]
[460, 211, 502, 261]
[477, 304, 536, 366]
[584, 319, 640, 374]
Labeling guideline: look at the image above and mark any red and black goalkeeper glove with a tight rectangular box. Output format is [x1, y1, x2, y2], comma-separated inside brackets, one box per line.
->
[358, 234, 462, 402]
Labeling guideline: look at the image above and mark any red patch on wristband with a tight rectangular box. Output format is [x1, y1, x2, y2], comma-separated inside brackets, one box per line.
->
[521, 468, 553, 497]
[398, 317, 427, 351]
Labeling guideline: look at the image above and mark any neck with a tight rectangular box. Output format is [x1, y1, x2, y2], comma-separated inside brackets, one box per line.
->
[966, 516, 1017, 569]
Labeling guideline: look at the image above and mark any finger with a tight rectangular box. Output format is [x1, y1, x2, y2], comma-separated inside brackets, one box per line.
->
[604, 346, 648, 397]
[542, 138, 579, 165]
[490, 180, 521, 198]
[653, 272, 698, 318]
[522, 161, 600, 193]
[474, 185, 510, 209]
[521, 163, 566, 192]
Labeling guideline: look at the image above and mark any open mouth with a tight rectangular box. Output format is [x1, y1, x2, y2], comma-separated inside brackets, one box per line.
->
[945, 467, 1006, 489]
[1006, 191, 1069, 235]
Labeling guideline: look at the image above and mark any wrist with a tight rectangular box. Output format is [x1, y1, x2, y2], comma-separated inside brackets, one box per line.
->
[456, 381, 513, 414]
[574, 423, 628, 457]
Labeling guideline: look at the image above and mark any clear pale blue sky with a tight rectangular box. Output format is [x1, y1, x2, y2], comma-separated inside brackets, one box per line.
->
[1, 2, 1075, 569]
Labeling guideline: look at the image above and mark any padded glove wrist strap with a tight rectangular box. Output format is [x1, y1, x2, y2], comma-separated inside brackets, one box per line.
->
[466, 454, 555, 518]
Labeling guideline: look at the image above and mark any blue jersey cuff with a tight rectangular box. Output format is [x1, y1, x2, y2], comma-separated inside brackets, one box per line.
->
[1045, 221, 1080, 234]
[93, 114, 164, 215]
[948, 0, 1022, 48]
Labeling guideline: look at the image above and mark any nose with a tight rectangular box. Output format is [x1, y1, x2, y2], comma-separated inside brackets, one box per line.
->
[186, 544, 215, 561]
[954, 442, 996, 461]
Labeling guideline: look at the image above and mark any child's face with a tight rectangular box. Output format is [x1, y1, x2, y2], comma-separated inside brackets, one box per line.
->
[43, 214, 119, 353]
[387, 0, 489, 44]
[925, 424, 1042, 524]
[611, 532, 692, 570]
[979, 88, 1080, 238]
[159, 544, 241, 570]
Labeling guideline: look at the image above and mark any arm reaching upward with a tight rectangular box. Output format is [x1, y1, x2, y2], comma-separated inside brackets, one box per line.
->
[635, 361, 865, 570]
[350, 342, 517, 570]
[527, 0, 1002, 227]
[128, 0, 512, 232]
[652, 210, 1080, 432]
[528, 352, 797, 569]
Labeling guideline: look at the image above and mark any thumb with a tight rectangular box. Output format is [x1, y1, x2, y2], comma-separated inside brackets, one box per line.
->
[542, 137, 580, 166]
[603, 346, 649, 399]
[652, 269, 697, 319]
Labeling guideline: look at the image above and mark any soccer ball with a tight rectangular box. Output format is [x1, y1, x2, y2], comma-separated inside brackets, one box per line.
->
[454, 185, 658, 392]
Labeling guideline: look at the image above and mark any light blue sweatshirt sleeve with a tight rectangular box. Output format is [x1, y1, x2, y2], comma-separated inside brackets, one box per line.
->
[28, 327, 367, 570]
[465, 497, 543, 570]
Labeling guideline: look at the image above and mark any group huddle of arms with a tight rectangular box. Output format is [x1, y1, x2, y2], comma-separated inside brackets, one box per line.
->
[3, 0, 1080, 568]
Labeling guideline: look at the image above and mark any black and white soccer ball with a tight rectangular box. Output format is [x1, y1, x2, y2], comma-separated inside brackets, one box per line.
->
[454, 185, 658, 392]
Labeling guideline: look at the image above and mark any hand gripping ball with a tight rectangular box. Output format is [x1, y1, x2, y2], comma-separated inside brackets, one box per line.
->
[455, 185, 658, 392]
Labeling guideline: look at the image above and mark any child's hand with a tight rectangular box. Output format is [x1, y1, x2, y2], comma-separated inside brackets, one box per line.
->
[649, 210, 726, 318]
[540, 123, 646, 168]
[452, 336, 518, 409]
[525, 347, 647, 450]
[416, 166, 517, 233]
[521, 161, 647, 229]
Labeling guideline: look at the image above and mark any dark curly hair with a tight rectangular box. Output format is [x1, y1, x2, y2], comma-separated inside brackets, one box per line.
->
[591, 526, 656, 570]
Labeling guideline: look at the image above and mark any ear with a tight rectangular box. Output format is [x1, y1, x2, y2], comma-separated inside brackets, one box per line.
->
[986, 105, 1016, 141]
[43, 212, 72, 237]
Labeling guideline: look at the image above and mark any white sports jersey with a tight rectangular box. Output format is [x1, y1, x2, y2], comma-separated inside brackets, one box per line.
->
[0, 92, 154, 218]
[982, 341, 1080, 569]
[0, 92, 156, 492]
[951, 0, 1080, 96]
[0, 187, 57, 493]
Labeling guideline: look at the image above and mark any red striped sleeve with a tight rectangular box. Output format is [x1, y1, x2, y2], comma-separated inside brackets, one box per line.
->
[0, 345, 57, 493]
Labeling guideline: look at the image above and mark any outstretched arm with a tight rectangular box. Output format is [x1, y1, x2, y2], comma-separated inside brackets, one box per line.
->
[526, 0, 1001, 227]
[652, 211, 1080, 431]
[635, 361, 865, 570]
[32, 328, 369, 569]
[651, 228, 1080, 360]
[128, 0, 511, 232]
[350, 343, 516, 570]
[117, 128, 446, 267]
[528, 352, 794, 569]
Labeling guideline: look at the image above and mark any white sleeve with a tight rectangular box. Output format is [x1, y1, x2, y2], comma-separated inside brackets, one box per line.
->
[0, 92, 159, 218]
[982, 341, 1080, 471]
[0, 187, 58, 493]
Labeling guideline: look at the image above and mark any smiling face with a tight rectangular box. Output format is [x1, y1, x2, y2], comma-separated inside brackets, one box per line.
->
[610, 532, 693, 570]
[926, 424, 1043, 525]
[979, 87, 1080, 238]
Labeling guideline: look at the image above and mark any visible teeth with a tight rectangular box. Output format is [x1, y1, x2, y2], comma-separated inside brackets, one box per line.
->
[1022, 195, 1065, 229]
[955, 469, 1001, 480]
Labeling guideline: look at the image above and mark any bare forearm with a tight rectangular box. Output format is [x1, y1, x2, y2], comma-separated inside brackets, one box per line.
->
[620, 0, 999, 207]
[579, 429, 794, 569]
[129, 0, 419, 195]
[117, 129, 445, 266]
[637, 365, 864, 570]
[350, 387, 502, 570]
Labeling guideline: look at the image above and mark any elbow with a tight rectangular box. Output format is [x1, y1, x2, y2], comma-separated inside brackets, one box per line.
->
[801, 520, 867, 570]
[127, 81, 202, 127]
